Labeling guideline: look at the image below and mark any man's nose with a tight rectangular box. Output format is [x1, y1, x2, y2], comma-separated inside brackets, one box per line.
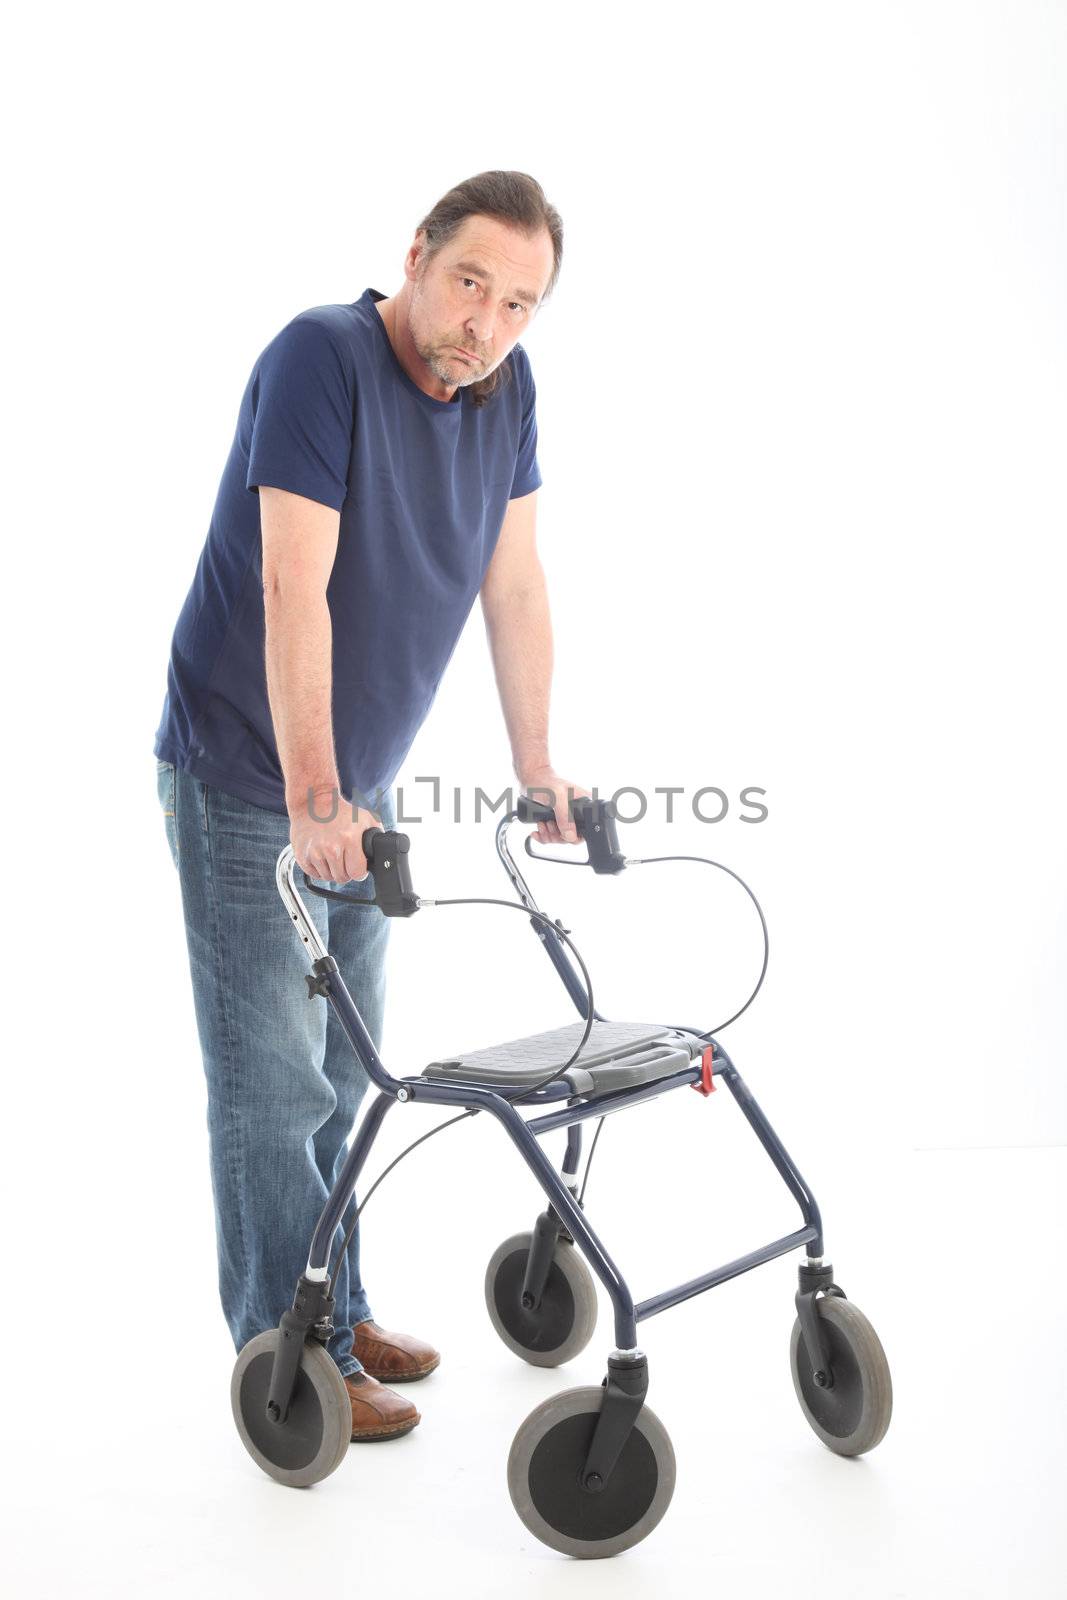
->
[464, 312, 495, 347]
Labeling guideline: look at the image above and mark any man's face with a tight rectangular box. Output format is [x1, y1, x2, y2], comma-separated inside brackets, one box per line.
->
[405, 215, 553, 389]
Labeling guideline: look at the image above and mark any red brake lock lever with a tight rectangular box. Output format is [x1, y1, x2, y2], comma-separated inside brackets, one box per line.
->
[691, 1044, 716, 1096]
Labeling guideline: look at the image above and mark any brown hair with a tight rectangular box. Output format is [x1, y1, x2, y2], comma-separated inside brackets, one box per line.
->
[412, 170, 563, 407]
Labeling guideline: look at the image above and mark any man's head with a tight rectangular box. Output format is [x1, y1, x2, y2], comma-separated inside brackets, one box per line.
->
[393, 170, 562, 407]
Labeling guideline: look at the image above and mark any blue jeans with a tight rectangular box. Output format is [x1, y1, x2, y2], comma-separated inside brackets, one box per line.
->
[156, 758, 395, 1377]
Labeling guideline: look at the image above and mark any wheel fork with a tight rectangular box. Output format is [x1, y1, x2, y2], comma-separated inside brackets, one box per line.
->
[579, 1352, 649, 1493]
[795, 1260, 847, 1389]
[265, 1274, 337, 1425]
[520, 1205, 572, 1310]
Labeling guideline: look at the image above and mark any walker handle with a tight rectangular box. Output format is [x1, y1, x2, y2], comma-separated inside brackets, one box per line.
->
[573, 797, 626, 874]
[516, 793, 559, 826]
[360, 827, 419, 916]
[515, 793, 626, 874]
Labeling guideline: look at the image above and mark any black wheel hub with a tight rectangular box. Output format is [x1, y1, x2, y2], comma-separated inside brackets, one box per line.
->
[795, 1314, 864, 1438]
[238, 1350, 325, 1471]
[494, 1247, 575, 1353]
[528, 1412, 658, 1541]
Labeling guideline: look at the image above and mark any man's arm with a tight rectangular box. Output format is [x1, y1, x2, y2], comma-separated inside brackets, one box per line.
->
[260, 485, 342, 811]
[260, 486, 380, 879]
[480, 489, 552, 781]
[480, 490, 582, 841]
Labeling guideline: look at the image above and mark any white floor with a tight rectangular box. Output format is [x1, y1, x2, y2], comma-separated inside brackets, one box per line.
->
[10, 1146, 1064, 1598]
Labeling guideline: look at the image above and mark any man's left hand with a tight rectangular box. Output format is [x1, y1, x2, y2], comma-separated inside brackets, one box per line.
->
[518, 765, 592, 845]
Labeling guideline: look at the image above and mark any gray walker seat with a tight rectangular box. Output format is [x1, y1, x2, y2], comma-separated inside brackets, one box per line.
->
[228, 794, 893, 1562]
[423, 1018, 701, 1098]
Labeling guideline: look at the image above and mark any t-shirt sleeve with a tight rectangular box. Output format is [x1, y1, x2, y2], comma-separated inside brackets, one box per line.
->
[509, 345, 543, 500]
[245, 317, 354, 512]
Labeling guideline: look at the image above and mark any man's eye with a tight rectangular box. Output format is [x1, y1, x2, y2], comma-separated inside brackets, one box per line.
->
[462, 278, 525, 314]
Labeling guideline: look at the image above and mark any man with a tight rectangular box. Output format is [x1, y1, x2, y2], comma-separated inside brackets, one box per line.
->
[153, 170, 587, 1444]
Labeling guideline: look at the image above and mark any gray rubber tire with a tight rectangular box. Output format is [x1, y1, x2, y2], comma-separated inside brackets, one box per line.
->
[231, 1330, 352, 1488]
[507, 1385, 676, 1559]
[790, 1295, 893, 1457]
[485, 1232, 598, 1367]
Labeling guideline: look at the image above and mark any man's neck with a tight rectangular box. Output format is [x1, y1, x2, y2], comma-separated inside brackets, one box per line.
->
[374, 294, 459, 404]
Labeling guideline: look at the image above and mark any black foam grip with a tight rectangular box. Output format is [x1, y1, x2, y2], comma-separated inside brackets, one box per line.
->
[516, 793, 558, 826]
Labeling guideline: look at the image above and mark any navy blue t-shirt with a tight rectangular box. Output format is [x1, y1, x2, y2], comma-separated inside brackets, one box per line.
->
[153, 288, 542, 814]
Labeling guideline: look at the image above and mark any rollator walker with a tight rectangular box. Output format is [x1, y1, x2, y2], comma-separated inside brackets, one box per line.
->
[230, 795, 892, 1559]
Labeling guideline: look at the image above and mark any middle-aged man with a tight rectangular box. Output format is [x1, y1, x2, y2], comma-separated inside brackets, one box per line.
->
[153, 170, 589, 1445]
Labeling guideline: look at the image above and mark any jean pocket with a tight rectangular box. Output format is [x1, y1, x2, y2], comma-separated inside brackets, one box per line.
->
[156, 760, 179, 869]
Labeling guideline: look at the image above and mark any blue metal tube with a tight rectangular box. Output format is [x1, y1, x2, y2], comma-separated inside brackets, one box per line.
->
[521, 1064, 703, 1135]
[307, 1089, 395, 1272]
[715, 1046, 825, 1257]
[635, 1226, 819, 1322]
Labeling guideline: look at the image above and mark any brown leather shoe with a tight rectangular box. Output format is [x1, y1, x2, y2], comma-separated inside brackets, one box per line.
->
[351, 1318, 441, 1383]
[344, 1371, 421, 1442]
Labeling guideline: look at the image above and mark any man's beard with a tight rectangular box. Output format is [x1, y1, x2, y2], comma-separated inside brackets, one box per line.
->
[426, 340, 481, 385]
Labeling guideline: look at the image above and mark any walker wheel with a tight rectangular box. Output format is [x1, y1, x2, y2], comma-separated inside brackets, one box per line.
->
[485, 1231, 598, 1366]
[230, 1329, 351, 1487]
[790, 1295, 893, 1456]
[507, 1386, 676, 1558]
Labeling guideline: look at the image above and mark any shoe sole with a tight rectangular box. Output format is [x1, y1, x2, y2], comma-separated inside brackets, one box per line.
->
[350, 1417, 420, 1443]
[358, 1356, 441, 1384]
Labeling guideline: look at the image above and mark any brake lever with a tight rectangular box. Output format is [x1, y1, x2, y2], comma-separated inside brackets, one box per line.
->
[521, 796, 627, 874]
[523, 833, 592, 867]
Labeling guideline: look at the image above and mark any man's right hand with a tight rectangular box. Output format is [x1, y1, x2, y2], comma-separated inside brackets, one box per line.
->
[289, 790, 383, 883]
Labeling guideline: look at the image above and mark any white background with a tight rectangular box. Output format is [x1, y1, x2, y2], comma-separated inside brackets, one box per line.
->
[3, 2, 1064, 1595]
